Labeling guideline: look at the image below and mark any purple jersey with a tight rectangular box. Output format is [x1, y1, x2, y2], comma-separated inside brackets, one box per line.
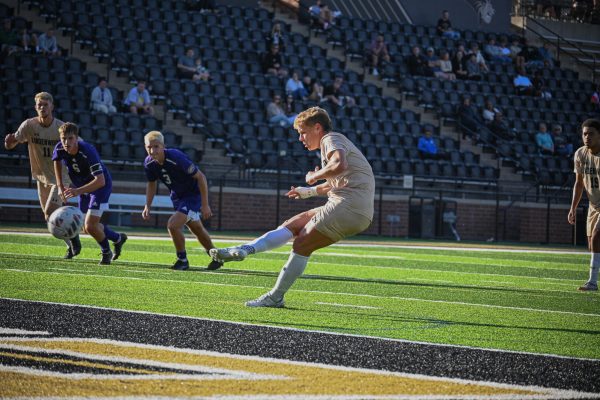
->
[52, 139, 112, 190]
[144, 148, 200, 201]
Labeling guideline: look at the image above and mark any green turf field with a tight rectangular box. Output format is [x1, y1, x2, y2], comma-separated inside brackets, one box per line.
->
[0, 232, 598, 360]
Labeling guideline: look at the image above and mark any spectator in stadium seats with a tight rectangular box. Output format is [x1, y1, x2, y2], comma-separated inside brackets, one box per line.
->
[284, 94, 298, 123]
[436, 10, 461, 40]
[568, 118, 600, 292]
[368, 34, 390, 76]
[286, 71, 309, 100]
[36, 28, 60, 56]
[514, 68, 534, 95]
[489, 112, 516, 141]
[177, 47, 201, 81]
[537, 42, 556, 68]
[592, 84, 600, 112]
[319, 4, 334, 30]
[484, 38, 512, 63]
[516, 38, 544, 69]
[267, 22, 286, 52]
[407, 46, 433, 77]
[465, 53, 483, 80]
[267, 93, 295, 128]
[457, 96, 484, 136]
[194, 57, 210, 81]
[535, 122, 555, 155]
[509, 37, 522, 60]
[261, 44, 288, 78]
[466, 43, 488, 72]
[90, 77, 117, 114]
[532, 69, 552, 99]
[0, 18, 20, 57]
[482, 100, 500, 124]
[308, 81, 324, 103]
[142, 130, 221, 271]
[437, 51, 456, 80]
[53, 122, 127, 266]
[452, 50, 468, 80]
[124, 80, 154, 116]
[553, 124, 574, 157]
[417, 127, 446, 160]
[324, 76, 355, 110]
[209, 106, 375, 308]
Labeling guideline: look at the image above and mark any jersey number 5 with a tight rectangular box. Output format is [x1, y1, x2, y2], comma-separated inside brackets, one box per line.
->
[592, 177, 599, 189]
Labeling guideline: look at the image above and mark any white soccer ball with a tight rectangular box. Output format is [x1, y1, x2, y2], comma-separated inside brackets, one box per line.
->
[47, 206, 84, 240]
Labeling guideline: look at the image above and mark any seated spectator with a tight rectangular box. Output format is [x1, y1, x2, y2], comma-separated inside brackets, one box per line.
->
[90, 77, 117, 114]
[424, 47, 442, 76]
[465, 53, 483, 80]
[466, 43, 488, 72]
[514, 68, 534, 96]
[267, 93, 295, 127]
[261, 44, 288, 78]
[516, 39, 544, 69]
[452, 50, 468, 80]
[509, 37, 522, 60]
[369, 34, 390, 76]
[194, 57, 210, 81]
[308, 81, 324, 102]
[532, 70, 552, 99]
[484, 38, 512, 63]
[482, 100, 500, 124]
[592, 84, 600, 112]
[457, 96, 484, 135]
[285, 72, 309, 100]
[323, 76, 355, 110]
[436, 10, 461, 40]
[537, 42, 555, 67]
[407, 46, 433, 77]
[552, 124, 574, 157]
[418, 128, 446, 160]
[267, 22, 285, 52]
[0, 18, 20, 57]
[437, 51, 456, 80]
[284, 94, 298, 122]
[535, 122, 554, 155]
[177, 47, 200, 80]
[124, 80, 154, 116]
[36, 28, 60, 56]
[489, 112, 516, 141]
[319, 4, 334, 30]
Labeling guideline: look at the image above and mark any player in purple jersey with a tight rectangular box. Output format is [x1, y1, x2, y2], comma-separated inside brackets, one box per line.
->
[53, 123, 127, 265]
[142, 130, 221, 270]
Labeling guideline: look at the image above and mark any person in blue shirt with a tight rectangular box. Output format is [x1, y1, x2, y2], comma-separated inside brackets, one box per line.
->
[417, 128, 445, 160]
[142, 130, 221, 271]
[53, 122, 127, 265]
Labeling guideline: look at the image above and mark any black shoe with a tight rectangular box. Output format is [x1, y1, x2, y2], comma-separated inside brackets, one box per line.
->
[64, 247, 74, 259]
[71, 235, 82, 256]
[99, 250, 113, 265]
[112, 233, 127, 261]
[207, 260, 223, 270]
[171, 259, 189, 271]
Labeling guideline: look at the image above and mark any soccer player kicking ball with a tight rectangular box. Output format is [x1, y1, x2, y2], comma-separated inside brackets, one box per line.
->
[210, 107, 375, 307]
[142, 131, 222, 271]
[569, 118, 600, 291]
[53, 122, 127, 265]
[4, 92, 82, 259]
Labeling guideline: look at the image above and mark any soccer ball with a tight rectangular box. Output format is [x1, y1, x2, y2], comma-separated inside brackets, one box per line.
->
[47, 206, 84, 240]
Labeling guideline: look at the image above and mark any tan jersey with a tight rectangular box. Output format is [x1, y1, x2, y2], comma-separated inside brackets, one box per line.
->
[320, 132, 375, 220]
[14, 117, 64, 185]
[574, 145, 600, 210]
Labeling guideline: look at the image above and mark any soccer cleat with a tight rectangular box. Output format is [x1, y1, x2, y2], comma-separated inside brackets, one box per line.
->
[64, 237, 82, 259]
[209, 247, 248, 263]
[206, 260, 223, 270]
[171, 259, 189, 271]
[99, 250, 113, 265]
[64, 246, 75, 259]
[245, 293, 285, 308]
[578, 281, 598, 291]
[112, 233, 128, 261]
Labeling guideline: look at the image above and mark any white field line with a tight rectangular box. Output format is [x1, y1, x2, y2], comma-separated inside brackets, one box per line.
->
[0, 231, 588, 255]
[1, 268, 598, 318]
[2, 297, 600, 364]
[315, 302, 382, 310]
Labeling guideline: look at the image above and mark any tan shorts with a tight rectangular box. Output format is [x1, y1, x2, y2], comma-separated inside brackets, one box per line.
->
[588, 207, 600, 236]
[37, 181, 63, 219]
[306, 200, 372, 242]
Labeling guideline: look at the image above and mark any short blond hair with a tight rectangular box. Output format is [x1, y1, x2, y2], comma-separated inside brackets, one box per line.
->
[144, 130, 164, 145]
[58, 122, 79, 137]
[293, 106, 332, 132]
[35, 92, 54, 104]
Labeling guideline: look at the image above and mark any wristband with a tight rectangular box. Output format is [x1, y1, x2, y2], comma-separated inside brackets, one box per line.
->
[296, 186, 318, 199]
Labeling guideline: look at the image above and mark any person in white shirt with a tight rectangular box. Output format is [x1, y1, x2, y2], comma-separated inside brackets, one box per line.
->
[90, 77, 117, 114]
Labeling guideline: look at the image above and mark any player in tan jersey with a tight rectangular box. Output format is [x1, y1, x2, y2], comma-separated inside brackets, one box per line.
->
[4, 92, 82, 259]
[210, 107, 376, 307]
[568, 118, 600, 291]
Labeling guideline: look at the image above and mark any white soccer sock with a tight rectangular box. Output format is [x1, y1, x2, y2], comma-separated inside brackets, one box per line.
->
[269, 252, 309, 301]
[242, 226, 293, 254]
[590, 253, 600, 284]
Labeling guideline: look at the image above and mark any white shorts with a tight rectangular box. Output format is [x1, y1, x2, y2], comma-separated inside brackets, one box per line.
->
[587, 207, 600, 236]
[87, 203, 110, 218]
[306, 201, 372, 242]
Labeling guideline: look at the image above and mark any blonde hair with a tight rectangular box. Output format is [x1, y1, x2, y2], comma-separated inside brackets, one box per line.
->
[58, 122, 79, 136]
[35, 92, 54, 104]
[144, 130, 164, 145]
[293, 106, 332, 132]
